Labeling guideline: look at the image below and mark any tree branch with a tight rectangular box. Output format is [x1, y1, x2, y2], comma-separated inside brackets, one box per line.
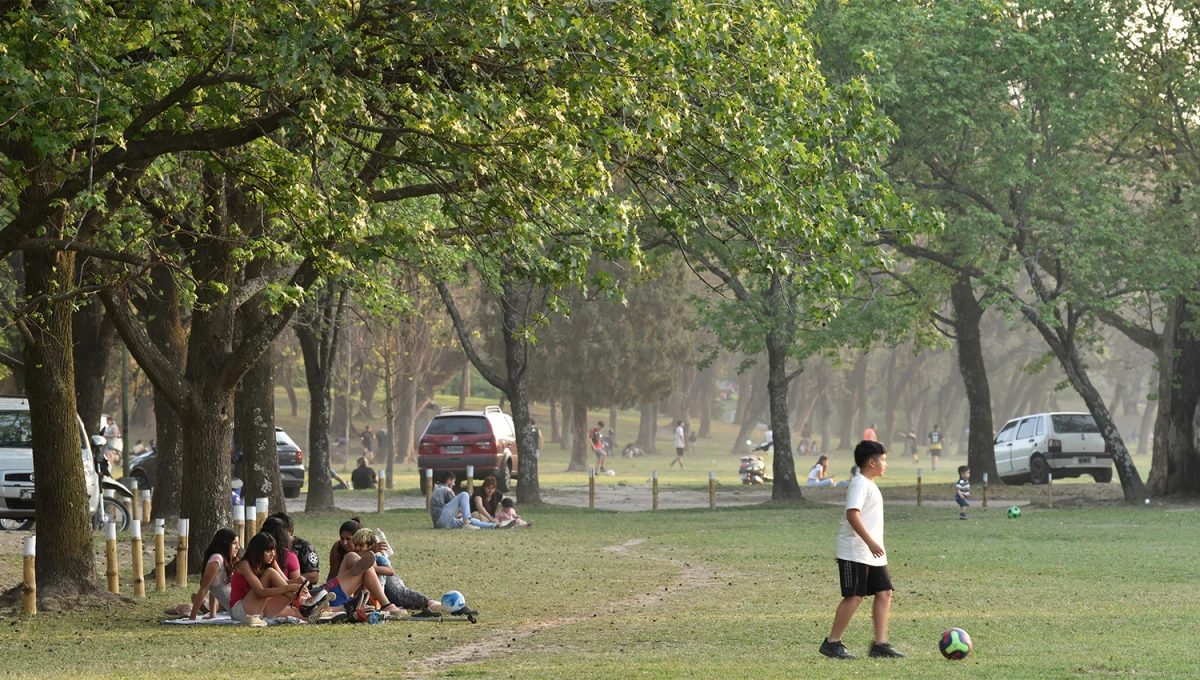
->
[100, 286, 188, 412]
[436, 279, 509, 391]
[1091, 307, 1161, 353]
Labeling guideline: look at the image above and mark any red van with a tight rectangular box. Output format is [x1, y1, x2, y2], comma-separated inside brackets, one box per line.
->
[417, 406, 517, 492]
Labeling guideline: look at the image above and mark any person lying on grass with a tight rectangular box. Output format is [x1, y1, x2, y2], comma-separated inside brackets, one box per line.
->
[314, 527, 402, 616]
[186, 529, 239, 620]
[357, 528, 444, 618]
[230, 533, 331, 624]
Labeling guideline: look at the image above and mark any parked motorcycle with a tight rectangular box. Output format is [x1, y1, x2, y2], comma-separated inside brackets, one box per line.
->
[739, 440, 772, 485]
[90, 435, 135, 532]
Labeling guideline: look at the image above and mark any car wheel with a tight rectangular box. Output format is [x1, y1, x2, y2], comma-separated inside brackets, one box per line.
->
[419, 471, 429, 495]
[496, 460, 512, 492]
[283, 486, 301, 498]
[132, 470, 150, 490]
[1093, 468, 1113, 483]
[1029, 455, 1050, 486]
[0, 518, 33, 531]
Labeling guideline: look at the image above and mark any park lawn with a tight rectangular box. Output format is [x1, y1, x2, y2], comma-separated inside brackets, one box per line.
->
[1, 499, 1196, 679]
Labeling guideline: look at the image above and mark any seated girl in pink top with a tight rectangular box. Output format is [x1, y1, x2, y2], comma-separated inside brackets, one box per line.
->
[495, 498, 532, 528]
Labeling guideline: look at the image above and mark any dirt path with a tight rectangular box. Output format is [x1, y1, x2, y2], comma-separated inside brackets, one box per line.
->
[404, 537, 719, 678]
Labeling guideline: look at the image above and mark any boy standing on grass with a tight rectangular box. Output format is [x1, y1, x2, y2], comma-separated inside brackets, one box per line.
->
[820, 440, 905, 660]
[955, 466, 970, 520]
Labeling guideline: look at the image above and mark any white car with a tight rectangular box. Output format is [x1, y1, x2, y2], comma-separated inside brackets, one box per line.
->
[993, 412, 1112, 485]
[0, 395, 126, 530]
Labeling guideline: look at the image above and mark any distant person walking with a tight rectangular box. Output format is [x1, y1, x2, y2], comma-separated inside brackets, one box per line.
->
[927, 425, 943, 471]
[671, 420, 687, 469]
[360, 425, 374, 464]
[590, 421, 608, 472]
[862, 424, 878, 443]
[530, 419, 544, 458]
[103, 417, 123, 470]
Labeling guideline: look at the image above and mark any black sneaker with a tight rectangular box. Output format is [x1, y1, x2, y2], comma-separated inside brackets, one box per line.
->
[299, 589, 333, 623]
[410, 608, 441, 619]
[868, 642, 906, 658]
[450, 605, 479, 617]
[819, 638, 856, 659]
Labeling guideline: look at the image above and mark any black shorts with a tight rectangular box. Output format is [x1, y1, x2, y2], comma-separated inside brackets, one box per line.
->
[676, 447, 685, 457]
[837, 559, 893, 598]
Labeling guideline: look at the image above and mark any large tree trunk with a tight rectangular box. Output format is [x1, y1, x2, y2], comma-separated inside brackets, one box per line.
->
[567, 400, 590, 471]
[732, 369, 768, 455]
[697, 367, 714, 438]
[233, 331, 284, 512]
[145, 264, 187, 521]
[764, 305, 801, 501]
[818, 390, 833, 454]
[1147, 296, 1200, 496]
[636, 402, 657, 454]
[72, 295, 117, 437]
[23, 245, 100, 596]
[395, 377, 417, 466]
[382, 342, 396, 489]
[950, 275, 1000, 482]
[303, 376, 335, 511]
[296, 287, 346, 512]
[458, 362, 470, 410]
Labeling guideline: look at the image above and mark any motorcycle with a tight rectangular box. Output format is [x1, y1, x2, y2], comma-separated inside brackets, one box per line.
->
[90, 435, 135, 532]
[739, 439, 773, 485]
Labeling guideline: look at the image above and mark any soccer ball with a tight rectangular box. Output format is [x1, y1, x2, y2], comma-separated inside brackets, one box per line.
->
[606, 469, 616, 476]
[1006, 505, 1022, 519]
[441, 591, 467, 614]
[939, 627, 973, 660]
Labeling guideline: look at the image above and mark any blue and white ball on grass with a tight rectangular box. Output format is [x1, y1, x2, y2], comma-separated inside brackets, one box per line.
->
[441, 590, 467, 614]
[939, 627, 973, 660]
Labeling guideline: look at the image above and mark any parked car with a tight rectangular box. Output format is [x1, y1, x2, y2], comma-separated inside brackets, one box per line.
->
[0, 395, 132, 531]
[993, 412, 1112, 485]
[417, 406, 517, 492]
[129, 426, 306, 498]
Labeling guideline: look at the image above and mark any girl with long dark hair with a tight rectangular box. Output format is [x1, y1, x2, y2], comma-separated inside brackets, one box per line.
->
[188, 528, 239, 620]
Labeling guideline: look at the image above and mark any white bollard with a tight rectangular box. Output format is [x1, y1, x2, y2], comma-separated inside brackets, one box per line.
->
[129, 479, 140, 522]
[105, 522, 119, 594]
[130, 519, 144, 597]
[233, 503, 246, 546]
[245, 505, 256, 537]
[154, 520, 166, 592]
[175, 518, 190, 587]
[22, 536, 35, 615]
[255, 497, 268, 534]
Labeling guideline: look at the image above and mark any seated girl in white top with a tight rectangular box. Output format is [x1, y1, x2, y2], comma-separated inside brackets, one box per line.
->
[807, 456, 836, 487]
[190, 529, 240, 619]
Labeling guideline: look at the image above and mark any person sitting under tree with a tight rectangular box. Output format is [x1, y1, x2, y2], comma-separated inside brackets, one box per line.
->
[351, 457, 377, 489]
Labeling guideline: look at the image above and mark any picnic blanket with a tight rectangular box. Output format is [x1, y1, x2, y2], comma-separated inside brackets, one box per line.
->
[161, 613, 304, 626]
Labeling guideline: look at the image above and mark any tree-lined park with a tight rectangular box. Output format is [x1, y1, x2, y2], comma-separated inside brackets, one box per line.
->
[1, 0, 1199, 677]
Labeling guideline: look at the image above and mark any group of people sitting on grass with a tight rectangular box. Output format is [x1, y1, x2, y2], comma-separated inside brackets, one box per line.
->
[429, 470, 531, 530]
[181, 512, 472, 626]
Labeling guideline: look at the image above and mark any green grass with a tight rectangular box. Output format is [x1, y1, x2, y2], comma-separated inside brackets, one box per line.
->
[1, 500, 1195, 678]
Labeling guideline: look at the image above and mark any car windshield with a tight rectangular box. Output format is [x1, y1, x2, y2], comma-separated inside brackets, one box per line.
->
[0, 411, 33, 447]
[425, 416, 489, 436]
[1052, 414, 1100, 434]
[275, 429, 298, 448]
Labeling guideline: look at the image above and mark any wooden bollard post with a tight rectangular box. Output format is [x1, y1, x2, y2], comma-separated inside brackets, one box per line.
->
[129, 479, 140, 523]
[255, 498, 268, 535]
[245, 505, 256, 540]
[141, 489, 151, 523]
[105, 521, 120, 594]
[466, 465, 475, 497]
[709, 471, 716, 510]
[175, 518, 189, 588]
[233, 504, 245, 547]
[22, 536, 35, 615]
[131, 519, 145, 597]
[652, 470, 659, 511]
[424, 469, 433, 512]
[916, 469, 923, 507]
[377, 483, 385, 514]
[982, 472, 989, 509]
[588, 468, 595, 509]
[154, 519, 166, 592]
[1048, 472, 1053, 509]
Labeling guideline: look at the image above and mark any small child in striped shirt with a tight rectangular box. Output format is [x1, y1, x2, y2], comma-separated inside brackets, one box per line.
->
[955, 466, 970, 520]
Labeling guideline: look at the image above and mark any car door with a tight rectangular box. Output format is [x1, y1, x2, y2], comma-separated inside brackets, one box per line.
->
[994, 420, 1020, 475]
[1009, 417, 1040, 474]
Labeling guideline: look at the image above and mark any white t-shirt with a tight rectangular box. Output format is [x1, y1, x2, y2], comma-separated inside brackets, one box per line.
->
[807, 463, 823, 482]
[674, 426, 685, 449]
[835, 474, 886, 567]
[206, 553, 232, 611]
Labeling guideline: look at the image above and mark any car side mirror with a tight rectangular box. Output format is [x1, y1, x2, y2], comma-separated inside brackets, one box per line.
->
[745, 440, 753, 446]
[91, 434, 107, 448]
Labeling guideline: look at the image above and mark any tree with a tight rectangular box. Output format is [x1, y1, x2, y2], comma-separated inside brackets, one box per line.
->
[295, 283, 348, 512]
